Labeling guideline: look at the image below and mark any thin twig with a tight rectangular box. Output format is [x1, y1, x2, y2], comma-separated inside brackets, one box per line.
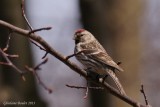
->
[30, 40, 46, 51]
[25, 58, 52, 93]
[3, 31, 12, 52]
[42, 52, 48, 59]
[66, 51, 84, 60]
[0, 48, 25, 81]
[21, 0, 33, 30]
[83, 84, 89, 99]
[66, 83, 104, 99]
[66, 84, 104, 90]
[140, 85, 149, 105]
[0, 62, 11, 66]
[28, 27, 52, 34]
[21, 0, 49, 54]
[83, 81, 89, 99]
[66, 84, 87, 89]
[34, 58, 48, 70]
[5, 53, 19, 58]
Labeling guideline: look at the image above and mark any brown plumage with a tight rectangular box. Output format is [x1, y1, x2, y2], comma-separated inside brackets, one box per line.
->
[73, 29, 126, 95]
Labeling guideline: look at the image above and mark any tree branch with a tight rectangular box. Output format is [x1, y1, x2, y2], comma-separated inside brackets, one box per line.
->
[0, 48, 25, 81]
[0, 20, 149, 107]
[25, 58, 52, 94]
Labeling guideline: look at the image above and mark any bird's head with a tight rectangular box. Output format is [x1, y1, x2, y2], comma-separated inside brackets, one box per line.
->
[73, 29, 94, 44]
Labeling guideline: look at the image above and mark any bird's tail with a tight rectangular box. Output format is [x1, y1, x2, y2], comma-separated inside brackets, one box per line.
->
[107, 69, 126, 95]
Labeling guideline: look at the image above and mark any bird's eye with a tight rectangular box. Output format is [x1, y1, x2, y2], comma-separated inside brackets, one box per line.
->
[79, 34, 84, 37]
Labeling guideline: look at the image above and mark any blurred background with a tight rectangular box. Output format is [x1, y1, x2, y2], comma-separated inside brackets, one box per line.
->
[0, 0, 159, 107]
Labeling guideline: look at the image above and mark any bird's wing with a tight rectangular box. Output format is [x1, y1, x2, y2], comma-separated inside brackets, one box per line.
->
[79, 40, 124, 72]
[87, 51, 124, 72]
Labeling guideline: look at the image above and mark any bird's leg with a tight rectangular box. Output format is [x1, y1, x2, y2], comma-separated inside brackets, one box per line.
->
[102, 74, 109, 83]
[96, 74, 109, 83]
[85, 68, 109, 83]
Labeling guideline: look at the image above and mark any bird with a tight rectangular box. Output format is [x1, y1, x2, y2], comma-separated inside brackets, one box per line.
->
[73, 29, 126, 95]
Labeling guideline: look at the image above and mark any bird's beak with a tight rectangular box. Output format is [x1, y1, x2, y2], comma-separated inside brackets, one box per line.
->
[73, 34, 79, 44]
[73, 35, 76, 40]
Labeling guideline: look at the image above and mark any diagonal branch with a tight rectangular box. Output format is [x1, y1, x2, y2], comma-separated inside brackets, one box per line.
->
[0, 20, 149, 107]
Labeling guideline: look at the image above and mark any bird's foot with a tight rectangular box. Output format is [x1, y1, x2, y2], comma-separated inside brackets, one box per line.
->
[97, 74, 108, 83]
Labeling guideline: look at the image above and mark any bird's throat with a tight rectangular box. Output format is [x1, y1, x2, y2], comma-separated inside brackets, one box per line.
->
[75, 39, 80, 44]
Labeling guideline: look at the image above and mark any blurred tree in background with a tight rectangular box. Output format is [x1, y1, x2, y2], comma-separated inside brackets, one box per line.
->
[80, 0, 142, 107]
[0, 0, 46, 107]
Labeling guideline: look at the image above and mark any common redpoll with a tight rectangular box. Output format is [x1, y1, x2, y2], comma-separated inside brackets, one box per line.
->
[73, 29, 126, 95]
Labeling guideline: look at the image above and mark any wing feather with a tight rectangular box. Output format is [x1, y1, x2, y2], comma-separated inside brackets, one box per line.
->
[79, 40, 124, 72]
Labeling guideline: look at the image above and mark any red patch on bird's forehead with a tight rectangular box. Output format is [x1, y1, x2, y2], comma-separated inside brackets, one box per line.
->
[75, 29, 85, 34]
